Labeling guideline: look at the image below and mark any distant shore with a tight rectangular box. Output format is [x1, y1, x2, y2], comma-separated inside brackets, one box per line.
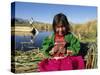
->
[11, 26, 33, 32]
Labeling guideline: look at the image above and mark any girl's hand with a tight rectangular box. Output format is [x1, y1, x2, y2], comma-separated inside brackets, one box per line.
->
[67, 50, 73, 56]
[59, 47, 66, 53]
[49, 50, 54, 55]
[50, 45, 58, 54]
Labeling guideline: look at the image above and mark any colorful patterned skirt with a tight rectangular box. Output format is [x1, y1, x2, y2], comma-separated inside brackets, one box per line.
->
[38, 56, 85, 72]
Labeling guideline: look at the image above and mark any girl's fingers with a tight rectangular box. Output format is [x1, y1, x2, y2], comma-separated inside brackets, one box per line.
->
[49, 50, 54, 55]
[67, 50, 73, 55]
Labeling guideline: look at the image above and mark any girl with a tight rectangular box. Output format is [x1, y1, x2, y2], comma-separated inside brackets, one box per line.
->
[38, 13, 84, 72]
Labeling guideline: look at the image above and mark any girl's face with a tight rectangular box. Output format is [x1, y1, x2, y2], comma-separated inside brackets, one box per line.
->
[55, 23, 66, 36]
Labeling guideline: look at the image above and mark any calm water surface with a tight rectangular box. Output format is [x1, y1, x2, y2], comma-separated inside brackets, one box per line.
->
[11, 31, 52, 51]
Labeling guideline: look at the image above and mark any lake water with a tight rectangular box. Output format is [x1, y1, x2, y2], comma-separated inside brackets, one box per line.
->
[11, 31, 52, 51]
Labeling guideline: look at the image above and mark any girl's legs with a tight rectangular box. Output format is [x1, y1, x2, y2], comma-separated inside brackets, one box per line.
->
[38, 58, 60, 72]
[59, 56, 84, 70]
[45, 59, 59, 71]
[60, 57, 72, 70]
[70, 56, 85, 69]
[38, 56, 84, 72]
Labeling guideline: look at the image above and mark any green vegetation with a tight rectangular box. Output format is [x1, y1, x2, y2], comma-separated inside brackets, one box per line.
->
[11, 49, 45, 73]
[72, 20, 97, 42]
[11, 41, 97, 73]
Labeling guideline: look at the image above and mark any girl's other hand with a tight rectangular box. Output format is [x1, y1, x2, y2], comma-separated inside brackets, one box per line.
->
[49, 50, 54, 55]
[67, 50, 73, 56]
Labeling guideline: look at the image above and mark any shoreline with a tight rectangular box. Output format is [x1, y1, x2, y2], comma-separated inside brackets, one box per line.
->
[11, 26, 33, 32]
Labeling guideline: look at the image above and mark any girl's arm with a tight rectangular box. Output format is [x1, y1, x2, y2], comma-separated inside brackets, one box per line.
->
[40, 36, 53, 58]
[65, 33, 80, 55]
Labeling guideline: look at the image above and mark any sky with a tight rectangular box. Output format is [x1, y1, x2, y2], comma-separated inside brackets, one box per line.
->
[11, 2, 97, 24]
